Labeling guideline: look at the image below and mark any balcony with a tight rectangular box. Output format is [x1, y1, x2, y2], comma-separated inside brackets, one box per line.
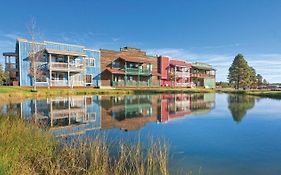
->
[50, 62, 85, 72]
[192, 73, 215, 79]
[175, 71, 190, 77]
[125, 67, 152, 75]
[175, 82, 191, 87]
[51, 80, 85, 86]
[51, 80, 68, 86]
[112, 80, 159, 87]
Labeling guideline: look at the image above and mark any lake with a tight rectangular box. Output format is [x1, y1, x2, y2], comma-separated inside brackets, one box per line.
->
[1, 93, 281, 175]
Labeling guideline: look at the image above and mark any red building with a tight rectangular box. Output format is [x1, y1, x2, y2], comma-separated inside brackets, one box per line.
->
[158, 56, 192, 87]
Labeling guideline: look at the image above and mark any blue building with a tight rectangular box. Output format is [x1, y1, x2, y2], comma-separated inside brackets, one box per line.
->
[3, 38, 100, 87]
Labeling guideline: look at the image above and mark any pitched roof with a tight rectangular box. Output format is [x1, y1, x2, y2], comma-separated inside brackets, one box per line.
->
[45, 48, 86, 57]
[119, 56, 153, 63]
[170, 59, 191, 67]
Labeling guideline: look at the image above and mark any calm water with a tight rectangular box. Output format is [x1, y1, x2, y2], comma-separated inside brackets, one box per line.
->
[1, 93, 281, 175]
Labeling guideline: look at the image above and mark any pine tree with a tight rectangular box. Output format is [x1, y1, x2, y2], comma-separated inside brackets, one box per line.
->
[249, 67, 257, 89]
[263, 79, 268, 85]
[228, 54, 252, 89]
[257, 74, 263, 86]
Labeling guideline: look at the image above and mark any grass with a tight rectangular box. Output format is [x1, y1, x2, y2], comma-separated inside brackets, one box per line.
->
[217, 88, 281, 99]
[0, 86, 214, 105]
[0, 86, 280, 106]
[0, 116, 169, 175]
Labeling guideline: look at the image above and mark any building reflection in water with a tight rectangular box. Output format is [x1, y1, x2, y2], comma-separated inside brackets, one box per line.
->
[100, 93, 215, 131]
[0, 93, 215, 136]
[21, 96, 101, 137]
[100, 95, 160, 131]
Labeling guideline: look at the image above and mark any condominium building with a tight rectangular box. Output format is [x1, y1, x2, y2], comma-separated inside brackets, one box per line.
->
[158, 56, 192, 87]
[192, 62, 216, 88]
[2, 39, 216, 89]
[100, 47, 160, 87]
[2, 39, 100, 87]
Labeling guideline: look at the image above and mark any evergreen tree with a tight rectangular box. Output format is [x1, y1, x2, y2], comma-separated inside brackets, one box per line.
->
[249, 67, 257, 88]
[257, 74, 263, 86]
[228, 54, 252, 89]
[263, 79, 268, 85]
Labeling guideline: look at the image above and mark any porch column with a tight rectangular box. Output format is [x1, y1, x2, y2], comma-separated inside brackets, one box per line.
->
[124, 75, 127, 86]
[67, 56, 70, 68]
[124, 62, 127, 86]
[182, 71, 184, 87]
[68, 96, 71, 125]
[174, 68, 176, 87]
[49, 54, 52, 86]
[4, 56, 7, 85]
[138, 63, 140, 86]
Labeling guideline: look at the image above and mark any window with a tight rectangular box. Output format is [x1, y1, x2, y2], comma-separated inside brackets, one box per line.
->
[85, 74, 92, 84]
[85, 58, 95, 67]
[85, 113, 96, 122]
[112, 60, 121, 68]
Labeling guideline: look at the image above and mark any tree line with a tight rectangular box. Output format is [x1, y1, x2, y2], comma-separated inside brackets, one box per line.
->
[228, 54, 268, 89]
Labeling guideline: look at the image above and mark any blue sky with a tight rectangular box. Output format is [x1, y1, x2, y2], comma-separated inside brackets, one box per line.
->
[0, 0, 281, 82]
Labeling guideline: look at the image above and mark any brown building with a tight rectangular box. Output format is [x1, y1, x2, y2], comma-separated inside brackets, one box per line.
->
[100, 47, 160, 87]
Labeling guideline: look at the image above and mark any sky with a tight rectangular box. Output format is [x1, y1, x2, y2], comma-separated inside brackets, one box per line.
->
[0, 0, 281, 82]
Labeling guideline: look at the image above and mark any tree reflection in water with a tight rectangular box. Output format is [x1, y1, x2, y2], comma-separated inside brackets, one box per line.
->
[228, 94, 256, 123]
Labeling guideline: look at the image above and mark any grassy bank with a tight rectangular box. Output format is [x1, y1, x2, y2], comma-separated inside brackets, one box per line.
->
[0, 86, 280, 105]
[0, 86, 214, 105]
[0, 116, 169, 175]
[217, 88, 281, 99]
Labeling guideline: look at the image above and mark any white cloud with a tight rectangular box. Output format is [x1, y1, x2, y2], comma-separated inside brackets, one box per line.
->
[146, 48, 281, 83]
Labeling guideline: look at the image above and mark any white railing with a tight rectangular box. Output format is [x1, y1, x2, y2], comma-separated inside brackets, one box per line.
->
[175, 71, 190, 77]
[50, 62, 85, 70]
[51, 80, 86, 87]
[51, 80, 68, 86]
[175, 83, 191, 87]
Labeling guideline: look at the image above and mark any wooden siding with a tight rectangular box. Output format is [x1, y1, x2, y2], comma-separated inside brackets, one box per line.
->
[100, 47, 159, 87]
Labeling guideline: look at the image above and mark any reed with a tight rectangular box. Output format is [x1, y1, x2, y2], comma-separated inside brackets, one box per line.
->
[0, 116, 169, 175]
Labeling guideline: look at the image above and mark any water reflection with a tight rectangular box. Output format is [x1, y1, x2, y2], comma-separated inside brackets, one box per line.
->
[227, 94, 256, 122]
[0, 93, 216, 136]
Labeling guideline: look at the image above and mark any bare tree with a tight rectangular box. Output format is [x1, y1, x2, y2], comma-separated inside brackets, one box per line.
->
[27, 18, 45, 91]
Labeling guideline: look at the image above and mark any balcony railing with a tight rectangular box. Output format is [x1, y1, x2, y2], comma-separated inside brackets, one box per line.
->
[192, 73, 215, 78]
[175, 82, 191, 87]
[112, 80, 160, 87]
[51, 80, 68, 86]
[50, 80, 85, 86]
[50, 62, 85, 71]
[125, 67, 152, 75]
[175, 71, 190, 77]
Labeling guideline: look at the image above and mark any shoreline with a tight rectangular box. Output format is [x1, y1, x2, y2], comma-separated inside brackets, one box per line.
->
[0, 87, 280, 105]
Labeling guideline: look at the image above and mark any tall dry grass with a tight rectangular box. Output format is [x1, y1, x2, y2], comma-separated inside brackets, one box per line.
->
[0, 116, 169, 175]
